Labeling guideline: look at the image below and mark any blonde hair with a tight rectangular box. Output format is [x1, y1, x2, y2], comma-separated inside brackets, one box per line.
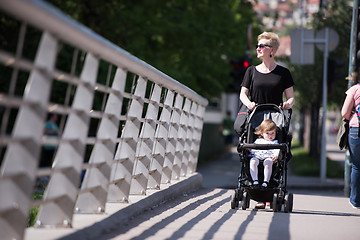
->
[257, 32, 280, 51]
[255, 119, 277, 137]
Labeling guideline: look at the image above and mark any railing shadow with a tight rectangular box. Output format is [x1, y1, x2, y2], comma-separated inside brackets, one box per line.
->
[96, 188, 229, 240]
[165, 196, 232, 240]
[233, 209, 258, 240]
[91, 187, 359, 240]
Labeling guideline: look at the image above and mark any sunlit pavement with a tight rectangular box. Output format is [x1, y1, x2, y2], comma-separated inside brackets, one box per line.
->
[97, 187, 359, 240]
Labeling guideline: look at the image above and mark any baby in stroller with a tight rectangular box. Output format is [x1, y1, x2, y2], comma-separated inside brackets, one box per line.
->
[250, 119, 280, 189]
[231, 104, 293, 212]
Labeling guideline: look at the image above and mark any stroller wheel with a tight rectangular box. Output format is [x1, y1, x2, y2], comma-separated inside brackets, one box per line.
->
[235, 189, 242, 207]
[246, 192, 250, 208]
[231, 190, 239, 209]
[284, 193, 294, 213]
[272, 193, 281, 212]
[241, 191, 249, 210]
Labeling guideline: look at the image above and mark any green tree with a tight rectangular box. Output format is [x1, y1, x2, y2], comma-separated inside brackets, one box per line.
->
[46, 0, 262, 99]
[287, 0, 351, 157]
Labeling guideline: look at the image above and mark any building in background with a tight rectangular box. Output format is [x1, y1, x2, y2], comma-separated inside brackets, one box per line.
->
[253, 0, 321, 57]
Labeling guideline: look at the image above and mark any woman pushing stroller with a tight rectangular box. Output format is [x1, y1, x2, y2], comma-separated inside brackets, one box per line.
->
[239, 32, 294, 111]
[237, 31, 295, 210]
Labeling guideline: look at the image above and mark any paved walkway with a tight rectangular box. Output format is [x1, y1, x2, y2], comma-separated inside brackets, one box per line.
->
[92, 138, 358, 240]
[26, 124, 352, 240]
[95, 188, 360, 240]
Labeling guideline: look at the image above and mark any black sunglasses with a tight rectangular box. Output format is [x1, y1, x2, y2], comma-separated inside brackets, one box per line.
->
[256, 44, 272, 49]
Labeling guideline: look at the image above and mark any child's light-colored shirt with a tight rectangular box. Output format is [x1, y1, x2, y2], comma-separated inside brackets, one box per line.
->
[250, 138, 280, 160]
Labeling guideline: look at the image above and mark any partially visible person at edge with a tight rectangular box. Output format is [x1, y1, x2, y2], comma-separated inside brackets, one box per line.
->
[239, 32, 295, 209]
[341, 83, 360, 209]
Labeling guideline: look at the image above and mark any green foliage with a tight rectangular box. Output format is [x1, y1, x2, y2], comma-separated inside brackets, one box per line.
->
[28, 192, 43, 227]
[0, 12, 41, 97]
[28, 207, 39, 227]
[312, 0, 352, 105]
[288, 63, 323, 108]
[46, 0, 262, 99]
[290, 141, 344, 178]
[289, 0, 352, 109]
[290, 141, 319, 176]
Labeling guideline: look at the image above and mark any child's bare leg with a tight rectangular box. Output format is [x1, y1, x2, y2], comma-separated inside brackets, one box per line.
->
[250, 157, 259, 184]
[263, 158, 273, 186]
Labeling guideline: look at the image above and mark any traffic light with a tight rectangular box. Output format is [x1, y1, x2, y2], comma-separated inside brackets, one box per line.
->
[327, 58, 345, 93]
[229, 56, 251, 92]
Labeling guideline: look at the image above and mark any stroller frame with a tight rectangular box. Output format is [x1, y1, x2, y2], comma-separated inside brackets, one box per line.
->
[230, 104, 294, 212]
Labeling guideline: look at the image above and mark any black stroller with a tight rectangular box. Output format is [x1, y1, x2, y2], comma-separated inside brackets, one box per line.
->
[230, 104, 294, 212]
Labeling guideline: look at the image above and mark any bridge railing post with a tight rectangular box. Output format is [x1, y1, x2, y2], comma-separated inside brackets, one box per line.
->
[0, 0, 208, 239]
[75, 67, 126, 213]
[0, 31, 58, 240]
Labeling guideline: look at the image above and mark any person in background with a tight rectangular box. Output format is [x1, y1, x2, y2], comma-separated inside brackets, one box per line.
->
[39, 113, 59, 168]
[341, 83, 360, 209]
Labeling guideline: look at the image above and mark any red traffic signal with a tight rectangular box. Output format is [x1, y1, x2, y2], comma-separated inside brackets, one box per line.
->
[243, 60, 249, 68]
[230, 58, 250, 70]
[229, 57, 252, 93]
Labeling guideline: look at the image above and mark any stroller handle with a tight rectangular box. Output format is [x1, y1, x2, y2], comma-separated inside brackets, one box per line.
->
[237, 143, 288, 152]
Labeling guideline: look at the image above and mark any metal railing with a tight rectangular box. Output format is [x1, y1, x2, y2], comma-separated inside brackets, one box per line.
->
[0, 0, 208, 239]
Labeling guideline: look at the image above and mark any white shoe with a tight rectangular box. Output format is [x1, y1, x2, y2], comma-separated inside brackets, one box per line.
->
[349, 201, 360, 209]
[255, 202, 265, 209]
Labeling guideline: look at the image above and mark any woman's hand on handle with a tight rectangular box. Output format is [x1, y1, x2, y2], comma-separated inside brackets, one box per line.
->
[247, 102, 256, 111]
[240, 87, 256, 111]
[283, 87, 295, 110]
[282, 102, 292, 110]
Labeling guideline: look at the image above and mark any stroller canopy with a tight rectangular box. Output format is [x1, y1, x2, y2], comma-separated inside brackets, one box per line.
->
[247, 104, 289, 130]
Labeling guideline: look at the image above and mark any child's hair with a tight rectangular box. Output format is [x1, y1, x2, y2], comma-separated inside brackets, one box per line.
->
[255, 119, 277, 137]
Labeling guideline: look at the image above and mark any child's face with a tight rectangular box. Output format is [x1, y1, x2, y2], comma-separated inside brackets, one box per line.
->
[262, 129, 276, 141]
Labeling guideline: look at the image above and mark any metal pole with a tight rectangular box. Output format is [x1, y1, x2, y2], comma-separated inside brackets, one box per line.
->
[320, 28, 329, 182]
[300, 0, 305, 64]
[344, 0, 359, 197]
[345, 150, 351, 196]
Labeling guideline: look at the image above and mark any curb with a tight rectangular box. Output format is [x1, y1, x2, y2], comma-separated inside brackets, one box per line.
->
[58, 173, 203, 240]
[25, 173, 203, 240]
[287, 175, 345, 191]
[287, 184, 345, 191]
